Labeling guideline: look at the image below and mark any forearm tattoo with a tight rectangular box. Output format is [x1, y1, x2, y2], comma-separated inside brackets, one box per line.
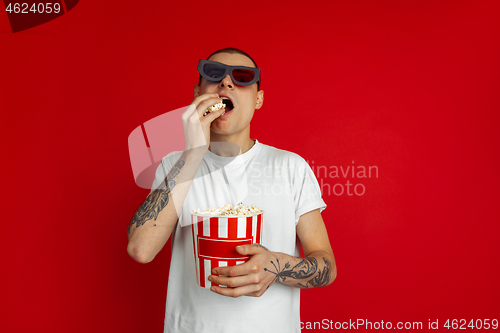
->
[127, 160, 185, 236]
[264, 256, 332, 289]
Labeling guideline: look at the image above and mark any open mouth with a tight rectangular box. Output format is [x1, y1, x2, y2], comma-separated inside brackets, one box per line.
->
[221, 97, 234, 112]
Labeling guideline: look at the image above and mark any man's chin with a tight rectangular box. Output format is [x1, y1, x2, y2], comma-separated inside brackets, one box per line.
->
[210, 125, 233, 136]
[210, 128, 235, 135]
[210, 123, 249, 137]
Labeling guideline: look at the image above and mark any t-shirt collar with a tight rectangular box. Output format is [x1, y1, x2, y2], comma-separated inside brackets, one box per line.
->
[206, 139, 261, 165]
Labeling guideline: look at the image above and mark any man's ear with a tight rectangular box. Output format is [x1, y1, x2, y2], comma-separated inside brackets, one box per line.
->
[194, 85, 200, 98]
[255, 90, 264, 110]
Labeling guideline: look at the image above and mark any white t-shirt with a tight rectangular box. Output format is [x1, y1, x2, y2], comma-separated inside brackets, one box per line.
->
[150, 140, 326, 333]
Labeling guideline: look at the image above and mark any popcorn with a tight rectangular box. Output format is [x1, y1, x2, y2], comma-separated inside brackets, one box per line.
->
[193, 203, 262, 216]
[203, 102, 226, 116]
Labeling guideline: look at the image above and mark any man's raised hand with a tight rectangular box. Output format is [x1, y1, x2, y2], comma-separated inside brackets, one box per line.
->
[182, 93, 225, 151]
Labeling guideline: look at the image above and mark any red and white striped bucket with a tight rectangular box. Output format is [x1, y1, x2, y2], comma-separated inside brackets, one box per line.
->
[190, 212, 264, 289]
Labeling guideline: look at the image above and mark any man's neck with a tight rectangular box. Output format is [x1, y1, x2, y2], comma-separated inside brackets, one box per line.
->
[209, 133, 255, 157]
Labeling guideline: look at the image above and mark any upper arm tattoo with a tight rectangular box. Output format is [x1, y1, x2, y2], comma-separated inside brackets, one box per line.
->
[127, 160, 185, 236]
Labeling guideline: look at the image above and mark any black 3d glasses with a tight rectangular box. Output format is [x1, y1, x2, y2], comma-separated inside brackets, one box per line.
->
[198, 59, 260, 86]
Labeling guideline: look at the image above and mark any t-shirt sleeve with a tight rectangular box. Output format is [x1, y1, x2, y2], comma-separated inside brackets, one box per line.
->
[292, 156, 327, 224]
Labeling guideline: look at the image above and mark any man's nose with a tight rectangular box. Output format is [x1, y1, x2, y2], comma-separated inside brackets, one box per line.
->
[218, 74, 234, 89]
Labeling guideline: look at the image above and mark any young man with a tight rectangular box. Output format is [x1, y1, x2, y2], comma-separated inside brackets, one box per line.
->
[127, 48, 336, 332]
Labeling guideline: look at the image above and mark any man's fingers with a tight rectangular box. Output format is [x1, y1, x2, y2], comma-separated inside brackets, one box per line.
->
[192, 92, 219, 108]
[183, 93, 217, 118]
[210, 283, 262, 298]
[212, 262, 254, 276]
[209, 273, 261, 288]
[194, 96, 223, 118]
[197, 98, 224, 118]
[236, 244, 269, 255]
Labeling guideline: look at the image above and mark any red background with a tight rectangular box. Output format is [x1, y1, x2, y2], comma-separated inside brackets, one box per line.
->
[1, 0, 499, 332]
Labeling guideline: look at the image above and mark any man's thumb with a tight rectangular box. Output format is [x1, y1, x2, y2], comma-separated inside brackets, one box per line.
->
[236, 245, 248, 254]
[236, 244, 267, 255]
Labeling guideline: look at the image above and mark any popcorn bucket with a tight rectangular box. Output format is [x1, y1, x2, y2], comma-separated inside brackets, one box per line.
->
[190, 212, 264, 289]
